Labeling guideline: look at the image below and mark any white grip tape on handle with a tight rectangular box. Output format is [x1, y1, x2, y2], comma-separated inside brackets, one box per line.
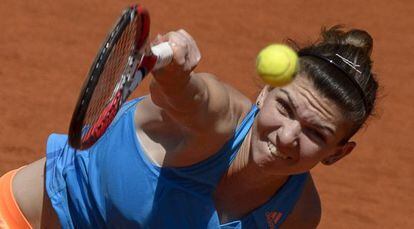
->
[151, 42, 174, 70]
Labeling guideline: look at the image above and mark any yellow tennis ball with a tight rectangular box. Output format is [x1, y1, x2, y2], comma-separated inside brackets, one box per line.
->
[256, 44, 298, 87]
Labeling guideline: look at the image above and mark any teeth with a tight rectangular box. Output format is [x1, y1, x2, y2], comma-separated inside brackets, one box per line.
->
[267, 141, 288, 159]
[267, 141, 277, 154]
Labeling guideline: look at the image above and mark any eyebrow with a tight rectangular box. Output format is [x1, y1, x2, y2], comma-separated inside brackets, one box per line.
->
[279, 89, 335, 135]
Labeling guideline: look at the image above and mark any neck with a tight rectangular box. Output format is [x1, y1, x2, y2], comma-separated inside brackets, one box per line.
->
[225, 130, 288, 189]
[214, 130, 289, 222]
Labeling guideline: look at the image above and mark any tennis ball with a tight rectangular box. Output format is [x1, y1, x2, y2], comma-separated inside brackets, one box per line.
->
[256, 44, 298, 87]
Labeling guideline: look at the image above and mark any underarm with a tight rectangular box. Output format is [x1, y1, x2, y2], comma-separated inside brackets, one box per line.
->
[12, 157, 59, 228]
[150, 72, 236, 132]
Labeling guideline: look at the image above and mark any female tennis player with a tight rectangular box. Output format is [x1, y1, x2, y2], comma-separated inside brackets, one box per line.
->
[0, 26, 378, 228]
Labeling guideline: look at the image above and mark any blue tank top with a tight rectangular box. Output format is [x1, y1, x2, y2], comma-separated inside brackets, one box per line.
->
[45, 97, 308, 229]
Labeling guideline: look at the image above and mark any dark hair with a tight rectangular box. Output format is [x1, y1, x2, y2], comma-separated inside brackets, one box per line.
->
[290, 25, 378, 142]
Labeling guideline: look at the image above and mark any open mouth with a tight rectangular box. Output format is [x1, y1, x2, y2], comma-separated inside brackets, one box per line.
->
[267, 141, 289, 160]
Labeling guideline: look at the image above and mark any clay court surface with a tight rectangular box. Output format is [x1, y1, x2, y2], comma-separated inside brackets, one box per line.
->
[1, 0, 413, 228]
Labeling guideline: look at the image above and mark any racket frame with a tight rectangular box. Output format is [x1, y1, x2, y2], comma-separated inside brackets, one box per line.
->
[68, 5, 151, 149]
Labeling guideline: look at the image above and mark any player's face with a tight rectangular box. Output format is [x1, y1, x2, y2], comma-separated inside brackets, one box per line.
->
[250, 75, 353, 175]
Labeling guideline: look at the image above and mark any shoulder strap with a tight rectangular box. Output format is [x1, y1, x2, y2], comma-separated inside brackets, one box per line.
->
[160, 105, 260, 194]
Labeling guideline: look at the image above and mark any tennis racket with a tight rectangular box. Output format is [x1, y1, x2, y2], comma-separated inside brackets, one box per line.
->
[68, 5, 173, 150]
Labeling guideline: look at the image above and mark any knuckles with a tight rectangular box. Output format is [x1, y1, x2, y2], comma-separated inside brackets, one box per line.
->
[167, 30, 200, 68]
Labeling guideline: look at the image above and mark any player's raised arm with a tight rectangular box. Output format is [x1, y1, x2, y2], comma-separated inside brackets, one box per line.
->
[150, 30, 249, 135]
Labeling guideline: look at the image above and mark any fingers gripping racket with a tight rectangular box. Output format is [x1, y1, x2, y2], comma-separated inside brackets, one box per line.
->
[68, 5, 173, 150]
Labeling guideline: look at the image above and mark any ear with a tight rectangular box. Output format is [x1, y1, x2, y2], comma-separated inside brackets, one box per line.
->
[322, 141, 356, 165]
[256, 85, 273, 108]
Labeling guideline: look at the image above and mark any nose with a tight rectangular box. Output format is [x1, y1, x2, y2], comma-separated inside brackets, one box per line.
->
[277, 119, 300, 148]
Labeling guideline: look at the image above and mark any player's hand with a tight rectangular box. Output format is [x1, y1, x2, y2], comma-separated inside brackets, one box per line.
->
[151, 29, 201, 79]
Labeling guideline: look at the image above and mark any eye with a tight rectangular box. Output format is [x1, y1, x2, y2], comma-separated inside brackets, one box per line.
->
[305, 127, 326, 143]
[276, 99, 294, 118]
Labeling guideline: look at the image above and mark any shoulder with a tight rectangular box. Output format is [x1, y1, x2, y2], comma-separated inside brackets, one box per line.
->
[280, 174, 321, 229]
[190, 72, 252, 134]
[196, 72, 252, 113]
[201, 72, 252, 119]
[136, 73, 253, 166]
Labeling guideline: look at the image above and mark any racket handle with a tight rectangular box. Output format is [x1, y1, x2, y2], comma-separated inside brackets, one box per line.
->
[151, 42, 174, 70]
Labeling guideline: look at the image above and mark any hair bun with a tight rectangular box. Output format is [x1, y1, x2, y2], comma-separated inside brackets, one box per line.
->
[321, 25, 373, 57]
[343, 29, 373, 56]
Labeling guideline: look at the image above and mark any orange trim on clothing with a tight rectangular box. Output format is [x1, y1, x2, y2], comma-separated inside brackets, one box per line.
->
[0, 168, 32, 229]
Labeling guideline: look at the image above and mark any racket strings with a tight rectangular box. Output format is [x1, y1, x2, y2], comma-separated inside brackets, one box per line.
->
[83, 14, 140, 137]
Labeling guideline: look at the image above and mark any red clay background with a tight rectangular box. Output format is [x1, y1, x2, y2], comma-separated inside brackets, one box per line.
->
[1, 1, 413, 228]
